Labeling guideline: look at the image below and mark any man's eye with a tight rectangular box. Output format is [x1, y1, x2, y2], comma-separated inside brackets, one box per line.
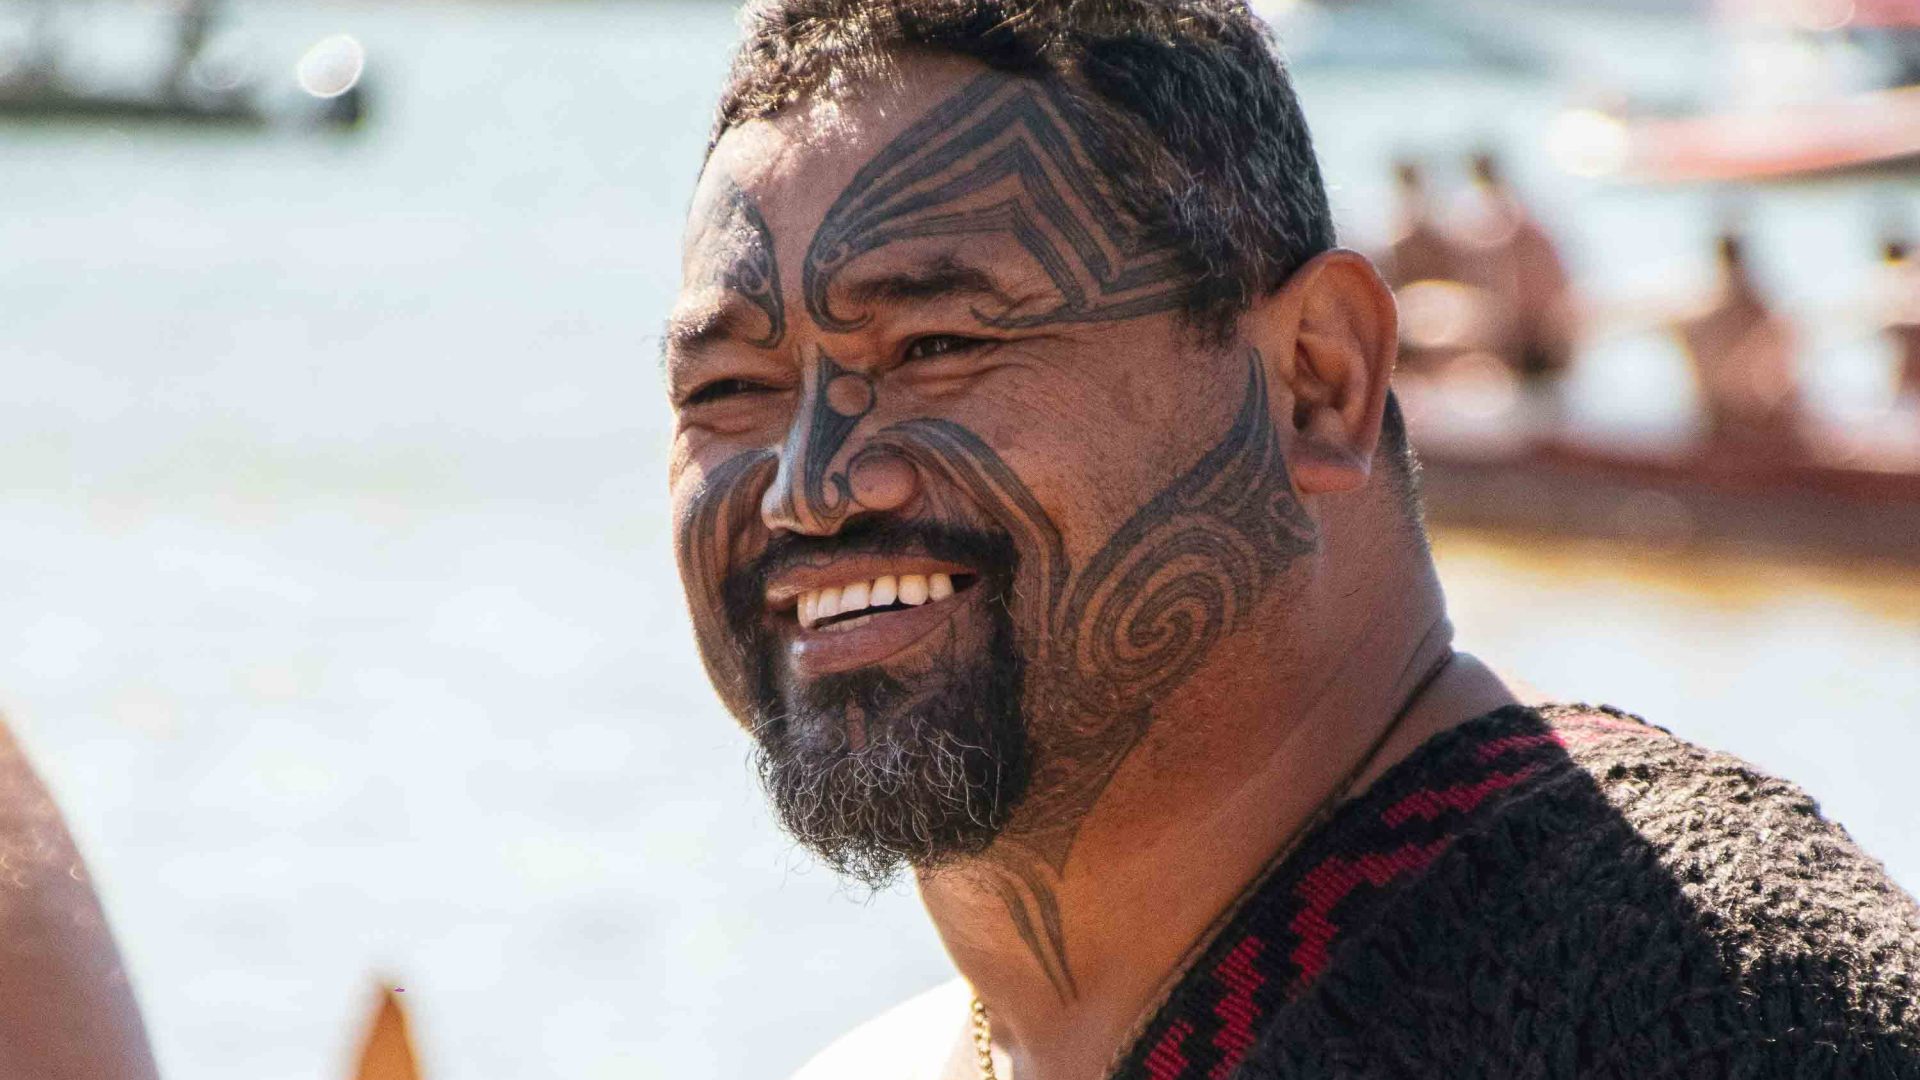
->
[684, 378, 775, 407]
[903, 335, 985, 362]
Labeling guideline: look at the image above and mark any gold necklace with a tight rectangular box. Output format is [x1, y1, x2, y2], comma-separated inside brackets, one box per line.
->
[968, 652, 1456, 1080]
[970, 997, 999, 1080]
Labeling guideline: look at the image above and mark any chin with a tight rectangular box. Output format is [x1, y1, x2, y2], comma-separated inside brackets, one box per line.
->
[747, 585, 1033, 886]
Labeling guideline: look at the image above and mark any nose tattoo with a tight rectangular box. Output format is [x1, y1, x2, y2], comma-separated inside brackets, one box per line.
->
[784, 349, 877, 527]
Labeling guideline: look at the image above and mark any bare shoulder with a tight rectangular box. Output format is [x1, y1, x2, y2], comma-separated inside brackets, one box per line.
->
[0, 715, 160, 1080]
[790, 977, 973, 1080]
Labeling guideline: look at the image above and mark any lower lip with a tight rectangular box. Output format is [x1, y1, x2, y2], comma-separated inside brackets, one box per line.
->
[786, 590, 972, 678]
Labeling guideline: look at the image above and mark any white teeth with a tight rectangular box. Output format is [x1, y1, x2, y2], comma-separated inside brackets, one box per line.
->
[841, 580, 870, 613]
[793, 571, 962, 629]
[898, 574, 929, 606]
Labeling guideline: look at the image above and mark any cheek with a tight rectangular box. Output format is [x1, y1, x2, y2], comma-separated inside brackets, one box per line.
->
[671, 450, 777, 608]
[973, 387, 1190, 552]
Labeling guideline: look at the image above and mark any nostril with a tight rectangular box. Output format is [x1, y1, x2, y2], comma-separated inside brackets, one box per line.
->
[845, 452, 919, 515]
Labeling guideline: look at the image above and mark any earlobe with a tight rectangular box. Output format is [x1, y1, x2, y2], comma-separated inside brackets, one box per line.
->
[1251, 249, 1398, 496]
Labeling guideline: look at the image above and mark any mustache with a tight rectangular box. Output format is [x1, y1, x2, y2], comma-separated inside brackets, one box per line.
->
[721, 518, 1020, 630]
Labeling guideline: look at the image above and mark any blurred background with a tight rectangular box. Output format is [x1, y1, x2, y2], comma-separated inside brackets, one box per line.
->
[2, 0, 1917, 1077]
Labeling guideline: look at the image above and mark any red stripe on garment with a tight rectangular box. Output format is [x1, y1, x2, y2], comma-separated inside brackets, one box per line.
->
[1379, 767, 1541, 828]
[1207, 935, 1268, 1079]
[1474, 732, 1566, 763]
[1287, 839, 1454, 992]
[1143, 1018, 1197, 1080]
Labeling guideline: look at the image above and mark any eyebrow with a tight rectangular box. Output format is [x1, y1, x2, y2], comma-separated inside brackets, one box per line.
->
[837, 255, 1021, 312]
[663, 254, 1031, 368]
[662, 304, 750, 363]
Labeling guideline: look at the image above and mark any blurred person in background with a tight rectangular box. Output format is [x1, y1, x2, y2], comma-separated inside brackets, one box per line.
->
[162, 0, 220, 100]
[1377, 158, 1493, 378]
[1458, 149, 1578, 386]
[1877, 232, 1920, 405]
[663, 2, 1920, 1078]
[1672, 228, 1806, 458]
[1378, 158, 1463, 292]
[0, 718, 159, 1080]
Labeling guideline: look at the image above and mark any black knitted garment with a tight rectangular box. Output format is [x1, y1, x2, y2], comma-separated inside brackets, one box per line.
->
[1109, 705, 1920, 1079]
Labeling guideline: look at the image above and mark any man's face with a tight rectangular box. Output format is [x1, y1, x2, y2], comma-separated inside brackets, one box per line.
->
[665, 57, 1315, 885]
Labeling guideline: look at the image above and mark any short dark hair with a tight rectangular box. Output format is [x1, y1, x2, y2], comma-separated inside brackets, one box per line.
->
[712, 0, 1417, 498]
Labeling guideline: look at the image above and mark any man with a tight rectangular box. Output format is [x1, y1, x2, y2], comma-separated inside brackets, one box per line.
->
[1379, 159, 1465, 294]
[662, 2, 1920, 1077]
[1876, 234, 1920, 405]
[1672, 228, 1805, 459]
[1458, 150, 1579, 385]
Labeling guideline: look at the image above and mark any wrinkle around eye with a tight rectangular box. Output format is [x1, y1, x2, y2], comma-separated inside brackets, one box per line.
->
[901, 333, 990, 363]
[674, 379, 793, 438]
[681, 377, 779, 408]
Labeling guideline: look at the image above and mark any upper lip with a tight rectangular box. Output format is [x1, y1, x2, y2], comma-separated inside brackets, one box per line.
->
[763, 554, 981, 612]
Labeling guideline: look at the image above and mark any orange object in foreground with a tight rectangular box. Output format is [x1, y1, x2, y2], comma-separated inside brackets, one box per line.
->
[349, 985, 424, 1080]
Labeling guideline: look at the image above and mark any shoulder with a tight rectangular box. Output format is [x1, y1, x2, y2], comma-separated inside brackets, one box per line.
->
[0, 715, 161, 1080]
[1474, 706, 1920, 1053]
[789, 977, 973, 1080]
[1249, 706, 1920, 1075]
[1480, 706, 1920, 939]
[1553, 705, 1920, 952]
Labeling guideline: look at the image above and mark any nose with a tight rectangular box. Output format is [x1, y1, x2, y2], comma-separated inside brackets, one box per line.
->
[761, 350, 918, 536]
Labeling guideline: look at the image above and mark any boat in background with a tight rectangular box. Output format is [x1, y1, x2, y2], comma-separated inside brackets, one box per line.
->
[0, 0, 369, 131]
[1589, 83, 1920, 182]
[1552, 0, 1920, 182]
[1409, 407, 1920, 566]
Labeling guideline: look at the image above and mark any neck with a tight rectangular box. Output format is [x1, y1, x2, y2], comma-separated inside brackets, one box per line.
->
[916, 555, 1519, 1079]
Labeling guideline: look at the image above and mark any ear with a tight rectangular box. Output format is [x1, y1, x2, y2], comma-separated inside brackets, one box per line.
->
[1245, 249, 1398, 496]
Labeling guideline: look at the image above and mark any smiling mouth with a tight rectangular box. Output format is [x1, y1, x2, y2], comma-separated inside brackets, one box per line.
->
[797, 572, 980, 632]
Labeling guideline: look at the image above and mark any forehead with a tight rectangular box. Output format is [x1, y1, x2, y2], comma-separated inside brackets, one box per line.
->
[668, 52, 1184, 366]
[686, 53, 997, 267]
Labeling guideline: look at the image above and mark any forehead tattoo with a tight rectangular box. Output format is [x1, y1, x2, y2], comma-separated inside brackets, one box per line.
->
[688, 179, 788, 350]
[804, 72, 1186, 332]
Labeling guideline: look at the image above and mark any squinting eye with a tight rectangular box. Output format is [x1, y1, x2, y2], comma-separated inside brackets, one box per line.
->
[903, 334, 985, 362]
[683, 378, 775, 407]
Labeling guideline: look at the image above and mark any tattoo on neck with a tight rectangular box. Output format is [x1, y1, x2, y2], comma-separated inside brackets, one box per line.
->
[803, 73, 1187, 332]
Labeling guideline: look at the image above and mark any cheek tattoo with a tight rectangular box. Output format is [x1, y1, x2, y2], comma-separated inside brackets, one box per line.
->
[676, 448, 778, 718]
[677, 75, 1318, 1002]
[897, 360, 1315, 1000]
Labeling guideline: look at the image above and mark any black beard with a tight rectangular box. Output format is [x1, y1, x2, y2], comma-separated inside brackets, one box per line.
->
[723, 522, 1031, 888]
